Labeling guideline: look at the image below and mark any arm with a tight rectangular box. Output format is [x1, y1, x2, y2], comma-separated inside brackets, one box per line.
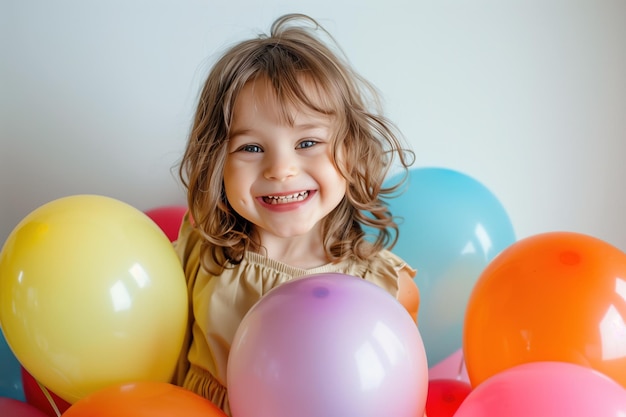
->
[397, 268, 420, 324]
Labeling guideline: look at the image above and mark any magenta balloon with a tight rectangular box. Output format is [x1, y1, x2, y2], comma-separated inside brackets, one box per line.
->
[455, 361, 626, 417]
[0, 397, 49, 417]
[227, 273, 428, 417]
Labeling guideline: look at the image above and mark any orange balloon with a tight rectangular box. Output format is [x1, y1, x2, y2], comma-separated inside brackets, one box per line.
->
[463, 231, 626, 388]
[61, 382, 227, 417]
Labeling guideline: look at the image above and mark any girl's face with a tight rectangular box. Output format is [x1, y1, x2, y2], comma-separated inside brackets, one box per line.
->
[223, 78, 347, 244]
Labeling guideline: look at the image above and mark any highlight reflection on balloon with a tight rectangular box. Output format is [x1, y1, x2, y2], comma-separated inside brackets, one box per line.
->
[464, 231, 626, 389]
[385, 167, 516, 366]
[0, 195, 188, 404]
[228, 273, 429, 417]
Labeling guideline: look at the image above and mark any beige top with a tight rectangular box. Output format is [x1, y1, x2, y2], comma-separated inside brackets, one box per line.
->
[172, 215, 415, 416]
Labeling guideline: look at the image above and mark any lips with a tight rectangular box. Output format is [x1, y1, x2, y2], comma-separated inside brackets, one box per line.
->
[262, 191, 310, 205]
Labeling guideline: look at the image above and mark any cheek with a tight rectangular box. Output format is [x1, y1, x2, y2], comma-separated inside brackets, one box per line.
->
[320, 166, 347, 198]
[223, 168, 257, 212]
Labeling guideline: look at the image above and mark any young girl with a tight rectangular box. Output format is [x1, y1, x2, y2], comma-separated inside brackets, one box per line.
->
[173, 13, 420, 416]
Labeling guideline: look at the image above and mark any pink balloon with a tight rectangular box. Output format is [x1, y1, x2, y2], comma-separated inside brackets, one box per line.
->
[428, 348, 469, 382]
[144, 206, 187, 242]
[227, 273, 428, 417]
[455, 361, 626, 416]
[0, 397, 49, 417]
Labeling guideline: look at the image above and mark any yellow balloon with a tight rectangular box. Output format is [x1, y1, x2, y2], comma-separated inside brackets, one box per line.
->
[0, 195, 188, 404]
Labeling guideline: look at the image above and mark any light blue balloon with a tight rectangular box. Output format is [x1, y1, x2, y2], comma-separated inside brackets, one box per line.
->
[385, 167, 516, 367]
[0, 328, 25, 401]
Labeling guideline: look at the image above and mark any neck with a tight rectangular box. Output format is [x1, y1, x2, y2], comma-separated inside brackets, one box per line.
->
[252, 228, 329, 269]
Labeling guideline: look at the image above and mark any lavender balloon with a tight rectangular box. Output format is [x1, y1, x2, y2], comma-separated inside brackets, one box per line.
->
[227, 273, 428, 417]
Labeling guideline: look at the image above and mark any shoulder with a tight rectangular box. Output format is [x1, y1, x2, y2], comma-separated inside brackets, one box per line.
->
[174, 214, 201, 264]
[174, 213, 199, 253]
[174, 213, 232, 276]
[354, 250, 419, 323]
[173, 213, 212, 287]
[347, 250, 410, 292]
[358, 249, 416, 282]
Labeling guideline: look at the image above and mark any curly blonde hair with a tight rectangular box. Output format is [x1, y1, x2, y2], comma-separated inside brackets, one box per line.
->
[179, 13, 414, 272]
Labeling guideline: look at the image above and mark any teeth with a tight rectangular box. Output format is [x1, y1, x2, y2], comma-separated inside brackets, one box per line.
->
[264, 191, 309, 204]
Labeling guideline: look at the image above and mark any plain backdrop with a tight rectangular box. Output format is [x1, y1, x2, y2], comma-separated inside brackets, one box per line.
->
[2, 0, 626, 252]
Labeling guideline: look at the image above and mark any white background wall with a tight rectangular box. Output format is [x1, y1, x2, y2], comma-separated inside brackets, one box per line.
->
[2, 0, 626, 252]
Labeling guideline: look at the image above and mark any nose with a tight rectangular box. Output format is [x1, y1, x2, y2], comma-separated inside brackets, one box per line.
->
[263, 150, 298, 181]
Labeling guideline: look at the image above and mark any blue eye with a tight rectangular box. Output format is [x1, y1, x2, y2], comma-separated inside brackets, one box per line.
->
[241, 144, 262, 153]
[297, 140, 317, 149]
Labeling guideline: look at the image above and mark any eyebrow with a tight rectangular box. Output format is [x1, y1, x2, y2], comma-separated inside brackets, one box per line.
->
[228, 128, 251, 139]
[229, 122, 329, 139]
[293, 122, 330, 131]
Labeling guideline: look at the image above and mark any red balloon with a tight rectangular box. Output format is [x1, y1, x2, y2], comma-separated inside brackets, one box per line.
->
[21, 367, 71, 417]
[425, 379, 472, 417]
[61, 381, 227, 417]
[0, 397, 49, 417]
[144, 206, 187, 242]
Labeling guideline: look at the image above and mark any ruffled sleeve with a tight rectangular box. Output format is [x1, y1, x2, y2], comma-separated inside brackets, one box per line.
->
[350, 249, 416, 295]
[379, 250, 417, 279]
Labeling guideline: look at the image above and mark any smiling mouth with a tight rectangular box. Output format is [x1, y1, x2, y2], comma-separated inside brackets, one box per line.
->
[262, 191, 310, 205]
